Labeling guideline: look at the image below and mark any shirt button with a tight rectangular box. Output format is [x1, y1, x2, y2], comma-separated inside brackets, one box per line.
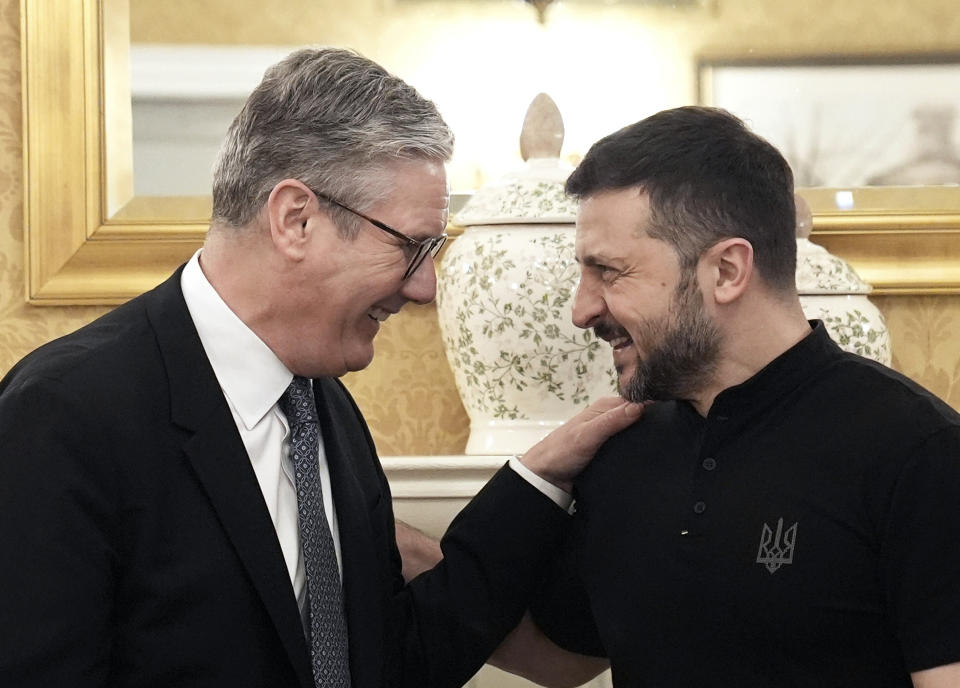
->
[702, 457, 717, 471]
[693, 501, 707, 514]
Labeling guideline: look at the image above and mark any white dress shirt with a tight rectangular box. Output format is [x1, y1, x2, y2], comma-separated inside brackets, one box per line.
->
[179, 250, 571, 619]
[181, 251, 334, 623]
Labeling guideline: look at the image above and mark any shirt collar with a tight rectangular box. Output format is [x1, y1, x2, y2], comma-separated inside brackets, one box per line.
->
[707, 320, 839, 420]
[180, 250, 293, 430]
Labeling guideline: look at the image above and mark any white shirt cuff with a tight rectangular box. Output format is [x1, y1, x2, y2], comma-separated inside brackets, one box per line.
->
[508, 455, 575, 514]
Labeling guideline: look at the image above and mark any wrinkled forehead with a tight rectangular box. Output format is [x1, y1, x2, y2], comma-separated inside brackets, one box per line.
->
[574, 189, 653, 253]
[370, 158, 449, 200]
[373, 159, 450, 237]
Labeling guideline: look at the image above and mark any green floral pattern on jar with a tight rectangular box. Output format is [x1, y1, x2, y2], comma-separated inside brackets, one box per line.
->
[796, 238, 871, 294]
[453, 180, 579, 226]
[816, 308, 891, 363]
[800, 297, 892, 365]
[437, 227, 617, 420]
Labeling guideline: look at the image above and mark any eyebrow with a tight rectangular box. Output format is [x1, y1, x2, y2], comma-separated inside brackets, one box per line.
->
[402, 213, 450, 242]
[578, 253, 616, 268]
[408, 229, 444, 242]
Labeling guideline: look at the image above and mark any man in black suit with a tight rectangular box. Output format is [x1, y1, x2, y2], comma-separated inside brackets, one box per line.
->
[0, 48, 641, 688]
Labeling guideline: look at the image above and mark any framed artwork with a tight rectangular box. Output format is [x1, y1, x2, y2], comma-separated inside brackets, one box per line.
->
[698, 54, 960, 189]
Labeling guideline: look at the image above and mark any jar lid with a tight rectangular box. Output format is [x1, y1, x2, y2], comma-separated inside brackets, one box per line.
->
[453, 158, 577, 225]
[453, 93, 578, 226]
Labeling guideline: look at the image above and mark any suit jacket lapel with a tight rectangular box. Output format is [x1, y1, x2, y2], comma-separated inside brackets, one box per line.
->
[313, 378, 384, 688]
[145, 270, 314, 688]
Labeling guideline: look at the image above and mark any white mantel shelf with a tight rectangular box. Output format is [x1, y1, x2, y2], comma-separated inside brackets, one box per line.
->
[381, 455, 510, 499]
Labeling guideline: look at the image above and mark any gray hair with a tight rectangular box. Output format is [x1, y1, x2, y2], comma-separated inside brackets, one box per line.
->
[211, 47, 454, 233]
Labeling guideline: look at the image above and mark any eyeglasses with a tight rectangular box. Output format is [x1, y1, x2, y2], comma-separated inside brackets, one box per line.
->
[312, 189, 447, 280]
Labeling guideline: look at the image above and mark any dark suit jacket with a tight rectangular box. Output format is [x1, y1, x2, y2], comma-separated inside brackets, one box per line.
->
[0, 268, 568, 688]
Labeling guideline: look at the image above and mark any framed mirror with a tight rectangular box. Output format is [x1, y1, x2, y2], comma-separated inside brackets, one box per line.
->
[22, 0, 205, 304]
[21, 0, 960, 305]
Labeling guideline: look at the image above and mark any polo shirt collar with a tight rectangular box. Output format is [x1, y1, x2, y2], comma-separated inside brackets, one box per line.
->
[707, 320, 838, 420]
[181, 250, 293, 431]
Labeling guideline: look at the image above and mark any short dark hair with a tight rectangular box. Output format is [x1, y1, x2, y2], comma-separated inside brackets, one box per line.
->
[566, 106, 796, 291]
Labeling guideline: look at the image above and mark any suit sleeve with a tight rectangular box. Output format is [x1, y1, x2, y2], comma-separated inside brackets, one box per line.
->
[0, 376, 117, 686]
[331, 380, 571, 688]
[386, 465, 571, 688]
[529, 510, 607, 658]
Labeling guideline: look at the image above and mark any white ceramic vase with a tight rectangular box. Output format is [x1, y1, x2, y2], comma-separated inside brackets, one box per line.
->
[796, 237, 892, 365]
[437, 95, 618, 455]
[436, 220, 617, 455]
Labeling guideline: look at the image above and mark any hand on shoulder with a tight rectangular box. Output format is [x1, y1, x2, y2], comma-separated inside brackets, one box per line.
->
[520, 397, 646, 492]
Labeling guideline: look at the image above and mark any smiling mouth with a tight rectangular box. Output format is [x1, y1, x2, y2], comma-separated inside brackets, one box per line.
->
[595, 323, 633, 351]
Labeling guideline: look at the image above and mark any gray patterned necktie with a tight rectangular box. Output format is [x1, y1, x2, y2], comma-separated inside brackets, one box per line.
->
[279, 376, 351, 688]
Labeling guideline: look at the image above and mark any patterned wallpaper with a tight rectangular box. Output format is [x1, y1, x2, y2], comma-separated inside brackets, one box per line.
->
[3, 0, 960, 456]
[878, 295, 960, 413]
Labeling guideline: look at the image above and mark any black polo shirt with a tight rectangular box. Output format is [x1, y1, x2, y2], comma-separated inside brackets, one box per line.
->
[532, 322, 960, 687]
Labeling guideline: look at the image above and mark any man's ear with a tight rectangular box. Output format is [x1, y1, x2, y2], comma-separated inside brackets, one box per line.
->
[700, 238, 754, 305]
[266, 179, 314, 260]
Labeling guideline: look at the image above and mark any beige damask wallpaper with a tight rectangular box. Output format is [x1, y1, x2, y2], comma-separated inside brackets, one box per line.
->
[2, 0, 960, 456]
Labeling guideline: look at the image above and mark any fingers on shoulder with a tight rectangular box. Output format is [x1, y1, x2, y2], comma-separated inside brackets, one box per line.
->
[584, 396, 627, 416]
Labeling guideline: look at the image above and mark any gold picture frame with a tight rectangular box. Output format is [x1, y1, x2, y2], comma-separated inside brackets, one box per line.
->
[21, 1, 960, 306]
[22, 0, 205, 306]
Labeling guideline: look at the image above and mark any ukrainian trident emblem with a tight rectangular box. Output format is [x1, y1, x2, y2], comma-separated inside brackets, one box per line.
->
[756, 518, 798, 574]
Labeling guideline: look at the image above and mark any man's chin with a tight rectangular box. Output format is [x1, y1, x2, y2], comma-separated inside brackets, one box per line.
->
[617, 377, 643, 403]
[343, 341, 376, 374]
[615, 365, 636, 394]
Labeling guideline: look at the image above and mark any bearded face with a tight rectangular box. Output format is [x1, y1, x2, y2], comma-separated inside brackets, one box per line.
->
[597, 272, 722, 403]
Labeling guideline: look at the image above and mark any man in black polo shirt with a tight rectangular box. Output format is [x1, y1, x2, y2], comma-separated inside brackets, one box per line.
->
[527, 107, 960, 687]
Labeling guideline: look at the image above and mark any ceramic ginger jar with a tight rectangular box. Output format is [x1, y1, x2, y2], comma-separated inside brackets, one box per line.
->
[795, 196, 892, 365]
[435, 94, 617, 455]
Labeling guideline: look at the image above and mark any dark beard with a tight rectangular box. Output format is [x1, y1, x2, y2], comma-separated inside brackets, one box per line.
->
[620, 276, 721, 403]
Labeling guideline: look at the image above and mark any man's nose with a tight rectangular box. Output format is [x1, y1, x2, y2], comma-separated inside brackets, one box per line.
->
[571, 278, 604, 330]
[401, 255, 438, 305]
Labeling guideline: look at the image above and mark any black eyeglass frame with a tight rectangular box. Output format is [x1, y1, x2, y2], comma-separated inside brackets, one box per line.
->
[311, 189, 447, 280]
